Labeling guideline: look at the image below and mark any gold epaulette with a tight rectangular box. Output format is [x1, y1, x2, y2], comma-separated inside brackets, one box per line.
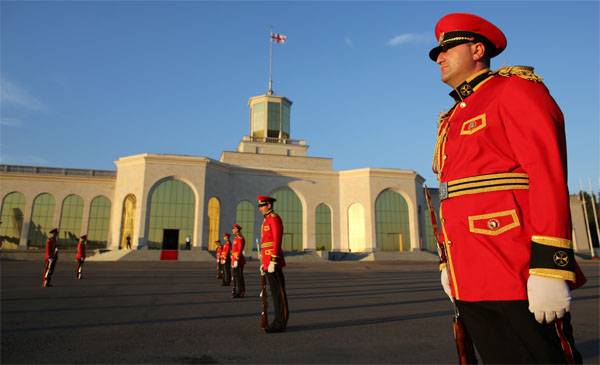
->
[495, 66, 543, 83]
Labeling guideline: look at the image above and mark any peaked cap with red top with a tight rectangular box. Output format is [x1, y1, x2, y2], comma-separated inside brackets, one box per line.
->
[257, 195, 276, 206]
[429, 13, 507, 61]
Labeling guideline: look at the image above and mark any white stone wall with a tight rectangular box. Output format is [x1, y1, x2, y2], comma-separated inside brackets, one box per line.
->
[0, 171, 115, 248]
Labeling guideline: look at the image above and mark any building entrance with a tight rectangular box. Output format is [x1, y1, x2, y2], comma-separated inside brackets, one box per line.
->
[162, 229, 179, 250]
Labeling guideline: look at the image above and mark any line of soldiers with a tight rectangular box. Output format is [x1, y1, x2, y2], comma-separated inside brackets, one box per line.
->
[42, 228, 87, 287]
[215, 225, 246, 298]
[213, 195, 289, 333]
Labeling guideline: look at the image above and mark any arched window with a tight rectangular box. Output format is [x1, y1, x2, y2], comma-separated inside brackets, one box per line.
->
[0, 192, 26, 249]
[272, 187, 303, 251]
[147, 179, 195, 249]
[119, 194, 136, 249]
[28, 193, 56, 247]
[235, 200, 255, 250]
[207, 197, 220, 251]
[315, 203, 332, 251]
[88, 196, 111, 249]
[375, 189, 411, 251]
[348, 203, 365, 252]
[59, 194, 84, 247]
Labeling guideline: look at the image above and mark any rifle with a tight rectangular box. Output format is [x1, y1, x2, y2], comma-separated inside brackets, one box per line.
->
[43, 257, 54, 287]
[256, 238, 268, 330]
[424, 185, 478, 365]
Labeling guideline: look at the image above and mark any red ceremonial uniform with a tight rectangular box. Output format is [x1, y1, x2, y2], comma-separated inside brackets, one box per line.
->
[76, 239, 86, 260]
[216, 246, 222, 261]
[231, 235, 245, 267]
[221, 240, 231, 261]
[433, 67, 579, 301]
[260, 211, 285, 270]
[45, 237, 58, 262]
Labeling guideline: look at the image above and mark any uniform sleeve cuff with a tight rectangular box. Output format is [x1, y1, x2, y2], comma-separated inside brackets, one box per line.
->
[439, 262, 447, 272]
[529, 268, 576, 282]
[530, 238, 575, 282]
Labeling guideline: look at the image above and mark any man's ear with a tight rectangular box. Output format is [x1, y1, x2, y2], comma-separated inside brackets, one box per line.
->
[471, 42, 486, 62]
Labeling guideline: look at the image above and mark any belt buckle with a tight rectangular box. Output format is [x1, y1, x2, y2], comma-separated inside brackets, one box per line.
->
[439, 182, 448, 200]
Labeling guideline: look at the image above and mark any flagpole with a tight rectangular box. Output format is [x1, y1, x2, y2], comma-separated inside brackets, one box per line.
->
[268, 27, 273, 95]
[580, 179, 595, 258]
[589, 178, 600, 257]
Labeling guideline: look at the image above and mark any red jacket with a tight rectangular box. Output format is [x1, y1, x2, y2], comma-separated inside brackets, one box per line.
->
[231, 235, 245, 267]
[45, 237, 57, 262]
[221, 241, 231, 261]
[260, 210, 285, 269]
[433, 68, 579, 301]
[76, 240, 86, 260]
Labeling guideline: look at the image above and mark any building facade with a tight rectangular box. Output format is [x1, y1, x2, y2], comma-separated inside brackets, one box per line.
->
[0, 91, 593, 256]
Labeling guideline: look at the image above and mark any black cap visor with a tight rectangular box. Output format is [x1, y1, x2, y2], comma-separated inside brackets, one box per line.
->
[429, 39, 473, 61]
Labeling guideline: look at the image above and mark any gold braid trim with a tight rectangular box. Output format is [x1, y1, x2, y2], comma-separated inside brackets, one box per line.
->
[495, 66, 544, 83]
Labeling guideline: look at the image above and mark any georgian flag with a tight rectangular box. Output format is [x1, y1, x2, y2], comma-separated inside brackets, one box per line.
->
[271, 32, 287, 44]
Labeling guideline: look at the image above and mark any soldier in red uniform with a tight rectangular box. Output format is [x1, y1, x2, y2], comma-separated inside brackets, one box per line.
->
[215, 241, 223, 280]
[42, 228, 59, 287]
[257, 195, 289, 333]
[231, 223, 246, 298]
[221, 233, 232, 286]
[429, 13, 584, 363]
[75, 234, 87, 279]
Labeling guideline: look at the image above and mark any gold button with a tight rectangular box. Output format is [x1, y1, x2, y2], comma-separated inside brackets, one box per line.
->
[487, 219, 500, 230]
[460, 102, 467, 108]
[443, 155, 447, 160]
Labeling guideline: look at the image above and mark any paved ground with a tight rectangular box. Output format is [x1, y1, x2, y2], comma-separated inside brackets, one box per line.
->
[2, 260, 598, 364]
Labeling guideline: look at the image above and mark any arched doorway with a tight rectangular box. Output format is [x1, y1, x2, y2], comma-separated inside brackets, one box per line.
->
[315, 203, 332, 251]
[147, 179, 195, 250]
[119, 194, 136, 249]
[0, 192, 25, 249]
[207, 197, 220, 251]
[28, 193, 56, 247]
[375, 189, 411, 251]
[348, 203, 365, 252]
[272, 187, 303, 251]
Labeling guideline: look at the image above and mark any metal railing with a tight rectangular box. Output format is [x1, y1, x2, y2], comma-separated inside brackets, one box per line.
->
[0, 164, 116, 177]
[243, 136, 306, 145]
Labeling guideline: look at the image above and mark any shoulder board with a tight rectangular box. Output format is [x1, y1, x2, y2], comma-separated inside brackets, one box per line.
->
[494, 66, 543, 83]
[270, 213, 278, 218]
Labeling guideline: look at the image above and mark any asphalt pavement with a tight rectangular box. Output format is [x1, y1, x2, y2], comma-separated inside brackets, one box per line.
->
[2, 260, 598, 364]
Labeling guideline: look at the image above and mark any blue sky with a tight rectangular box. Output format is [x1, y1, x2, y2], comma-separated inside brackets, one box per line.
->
[1, 1, 598, 193]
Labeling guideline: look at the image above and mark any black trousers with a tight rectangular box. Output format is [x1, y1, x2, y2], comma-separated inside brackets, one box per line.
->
[266, 267, 289, 330]
[42, 258, 57, 286]
[76, 259, 84, 279]
[222, 259, 231, 285]
[456, 300, 582, 364]
[232, 264, 245, 296]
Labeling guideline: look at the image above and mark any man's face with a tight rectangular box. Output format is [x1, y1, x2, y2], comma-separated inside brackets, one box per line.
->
[232, 227, 239, 235]
[258, 203, 270, 215]
[436, 43, 478, 88]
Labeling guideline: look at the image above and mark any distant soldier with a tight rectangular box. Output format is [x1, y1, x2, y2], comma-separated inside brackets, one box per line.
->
[75, 234, 87, 279]
[231, 224, 246, 298]
[221, 233, 232, 286]
[215, 241, 223, 279]
[42, 228, 59, 287]
[257, 195, 289, 333]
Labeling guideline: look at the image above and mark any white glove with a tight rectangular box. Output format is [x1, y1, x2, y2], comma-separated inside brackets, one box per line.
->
[527, 274, 571, 324]
[220, 260, 225, 265]
[233, 261, 238, 268]
[268, 261, 275, 273]
[441, 268, 453, 301]
[260, 265, 265, 276]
